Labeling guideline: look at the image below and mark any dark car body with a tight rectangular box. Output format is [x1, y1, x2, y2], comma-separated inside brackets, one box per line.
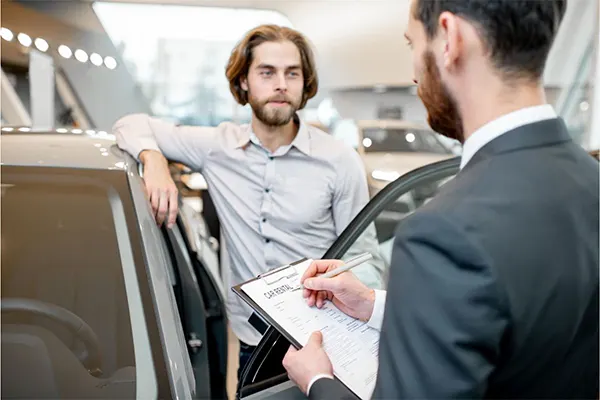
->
[1, 130, 228, 399]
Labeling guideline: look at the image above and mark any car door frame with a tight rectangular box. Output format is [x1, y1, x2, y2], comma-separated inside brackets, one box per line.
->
[237, 156, 462, 398]
[127, 153, 228, 399]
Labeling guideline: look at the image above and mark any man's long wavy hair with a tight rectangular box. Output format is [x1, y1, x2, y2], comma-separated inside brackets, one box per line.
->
[225, 24, 319, 110]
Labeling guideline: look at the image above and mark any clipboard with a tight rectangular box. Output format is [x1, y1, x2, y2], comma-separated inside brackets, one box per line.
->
[231, 257, 308, 349]
[232, 258, 362, 399]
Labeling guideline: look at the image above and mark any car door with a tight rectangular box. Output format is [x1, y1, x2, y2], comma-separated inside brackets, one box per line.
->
[237, 156, 461, 399]
[160, 221, 228, 400]
[127, 154, 228, 399]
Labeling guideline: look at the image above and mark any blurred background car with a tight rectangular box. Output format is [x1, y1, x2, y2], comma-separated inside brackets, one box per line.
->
[356, 119, 455, 197]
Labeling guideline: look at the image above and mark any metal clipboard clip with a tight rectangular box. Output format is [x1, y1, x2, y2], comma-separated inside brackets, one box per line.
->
[257, 258, 307, 285]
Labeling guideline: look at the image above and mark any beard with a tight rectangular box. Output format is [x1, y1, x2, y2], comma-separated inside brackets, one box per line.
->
[418, 51, 464, 143]
[248, 91, 300, 127]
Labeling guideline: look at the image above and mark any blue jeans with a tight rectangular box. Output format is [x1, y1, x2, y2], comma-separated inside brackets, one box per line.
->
[238, 341, 256, 380]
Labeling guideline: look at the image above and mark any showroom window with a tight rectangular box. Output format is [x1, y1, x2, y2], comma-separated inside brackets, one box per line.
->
[93, 3, 293, 126]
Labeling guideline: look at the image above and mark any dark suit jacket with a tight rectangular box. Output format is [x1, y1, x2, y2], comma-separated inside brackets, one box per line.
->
[310, 118, 599, 399]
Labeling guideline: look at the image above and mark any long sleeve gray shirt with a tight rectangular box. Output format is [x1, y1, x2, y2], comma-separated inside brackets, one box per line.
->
[113, 114, 385, 345]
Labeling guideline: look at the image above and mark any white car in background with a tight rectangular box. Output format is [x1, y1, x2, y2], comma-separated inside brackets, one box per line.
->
[356, 119, 456, 197]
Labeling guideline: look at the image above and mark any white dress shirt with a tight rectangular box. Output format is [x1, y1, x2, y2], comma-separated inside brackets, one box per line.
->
[460, 104, 558, 169]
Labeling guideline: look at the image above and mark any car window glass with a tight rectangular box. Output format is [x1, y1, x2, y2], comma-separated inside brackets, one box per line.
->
[1, 170, 139, 398]
[362, 128, 450, 154]
[339, 174, 457, 280]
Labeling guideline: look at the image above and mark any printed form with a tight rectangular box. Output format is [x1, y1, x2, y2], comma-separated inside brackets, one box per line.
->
[240, 259, 379, 400]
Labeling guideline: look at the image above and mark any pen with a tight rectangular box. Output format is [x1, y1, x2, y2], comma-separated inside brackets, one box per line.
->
[292, 252, 373, 291]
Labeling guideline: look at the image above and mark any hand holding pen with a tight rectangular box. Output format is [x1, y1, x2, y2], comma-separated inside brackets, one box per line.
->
[297, 253, 376, 322]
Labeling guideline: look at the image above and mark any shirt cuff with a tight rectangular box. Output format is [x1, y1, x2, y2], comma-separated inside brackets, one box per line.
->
[306, 373, 334, 395]
[135, 138, 161, 161]
[366, 289, 386, 331]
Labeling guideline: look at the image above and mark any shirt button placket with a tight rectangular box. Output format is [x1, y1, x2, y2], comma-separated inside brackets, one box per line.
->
[261, 154, 275, 255]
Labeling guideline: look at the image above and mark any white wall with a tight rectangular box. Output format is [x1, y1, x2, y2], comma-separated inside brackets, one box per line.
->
[544, 0, 597, 88]
[72, 0, 595, 91]
[83, 0, 415, 89]
[282, 1, 413, 88]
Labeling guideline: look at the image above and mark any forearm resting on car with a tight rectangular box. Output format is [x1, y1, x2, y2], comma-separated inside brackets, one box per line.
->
[139, 150, 179, 228]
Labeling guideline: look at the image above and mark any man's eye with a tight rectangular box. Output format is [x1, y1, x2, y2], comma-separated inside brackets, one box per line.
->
[261, 71, 273, 76]
[288, 71, 299, 77]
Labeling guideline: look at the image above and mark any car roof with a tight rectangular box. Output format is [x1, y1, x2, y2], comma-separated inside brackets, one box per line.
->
[1, 128, 131, 171]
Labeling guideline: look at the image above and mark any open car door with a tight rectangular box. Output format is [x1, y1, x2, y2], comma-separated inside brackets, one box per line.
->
[236, 156, 461, 399]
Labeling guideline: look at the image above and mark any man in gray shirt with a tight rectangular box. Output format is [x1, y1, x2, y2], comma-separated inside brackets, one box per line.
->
[112, 24, 383, 375]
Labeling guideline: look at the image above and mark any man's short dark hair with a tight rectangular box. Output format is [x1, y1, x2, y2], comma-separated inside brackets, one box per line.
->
[413, 0, 567, 81]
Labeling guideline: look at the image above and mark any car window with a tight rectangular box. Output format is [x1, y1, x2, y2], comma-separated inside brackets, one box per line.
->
[362, 127, 450, 154]
[1, 167, 147, 399]
[326, 159, 460, 278]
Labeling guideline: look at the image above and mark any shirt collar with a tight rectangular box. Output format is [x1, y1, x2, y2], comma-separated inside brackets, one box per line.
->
[235, 114, 311, 156]
[290, 116, 311, 156]
[460, 104, 557, 170]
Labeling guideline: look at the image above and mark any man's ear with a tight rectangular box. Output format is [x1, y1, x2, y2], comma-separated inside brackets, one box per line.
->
[241, 76, 248, 91]
[438, 11, 461, 71]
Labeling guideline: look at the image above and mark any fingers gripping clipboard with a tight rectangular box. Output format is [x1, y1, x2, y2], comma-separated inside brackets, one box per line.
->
[232, 258, 309, 347]
[232, 258, 379, 400]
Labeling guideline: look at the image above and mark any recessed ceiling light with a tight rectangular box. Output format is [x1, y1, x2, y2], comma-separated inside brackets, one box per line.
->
[1, 28, 14, 41]
[34, 38, 49, 52]
[17, 33, 32, 47]
[90, 53, 103, 66]
[104, 56, 117, 70]
[74, 49, 88, 63]
[58, 45, 72, 59]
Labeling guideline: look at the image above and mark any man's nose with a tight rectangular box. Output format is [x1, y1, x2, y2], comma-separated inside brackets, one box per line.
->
[275, 72, 288, 91]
